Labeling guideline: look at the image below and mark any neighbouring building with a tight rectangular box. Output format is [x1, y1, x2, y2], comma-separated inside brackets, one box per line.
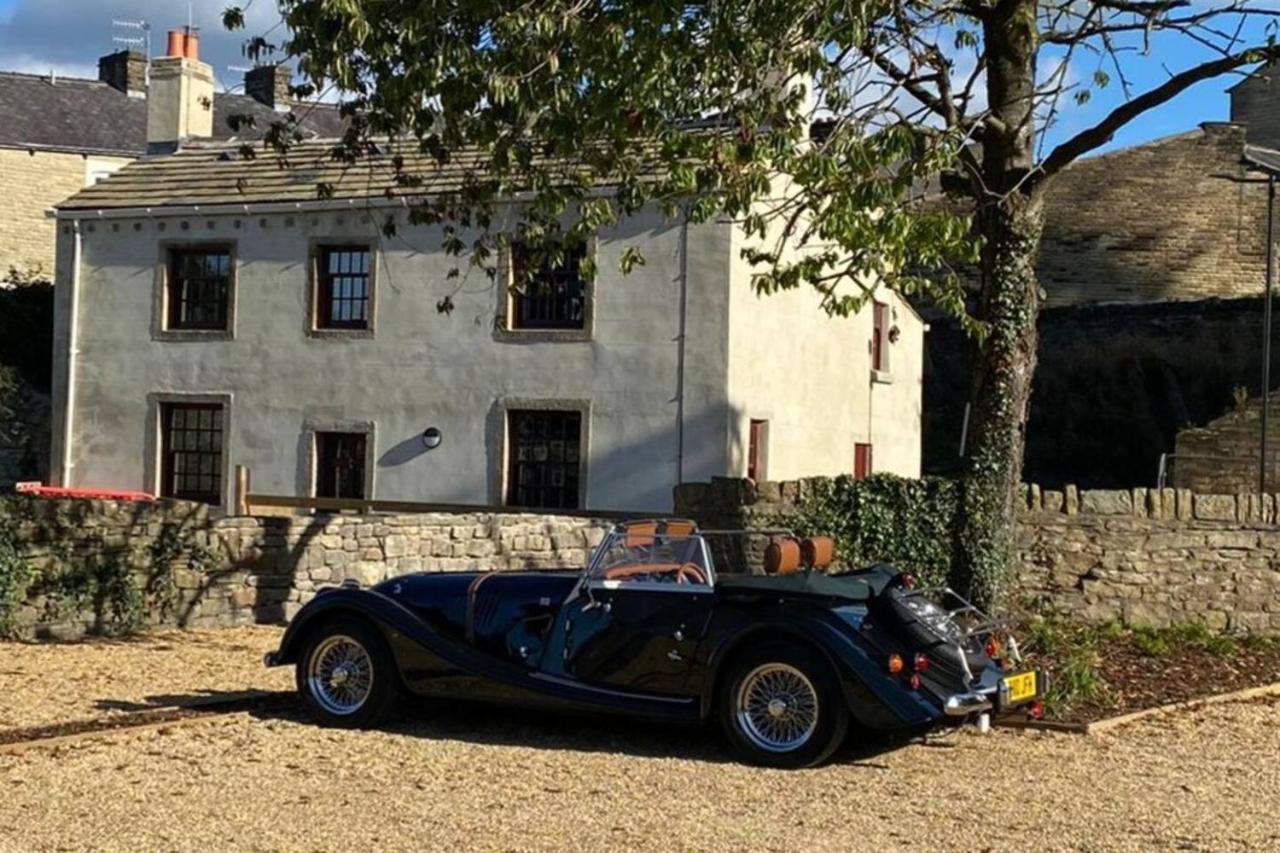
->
[0, 27, 343, 279]
[1171, 392, 1280, 494]
[925, 73, 1280, 487]
[48, 122, 925, 511]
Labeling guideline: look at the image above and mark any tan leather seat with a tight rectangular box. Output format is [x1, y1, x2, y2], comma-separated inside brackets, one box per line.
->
[624, 522, 658, 548]
[800, 536, 836, 570]
[764, 538, 801, 575]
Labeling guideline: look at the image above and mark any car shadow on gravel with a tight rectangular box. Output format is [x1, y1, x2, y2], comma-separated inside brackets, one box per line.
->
[106, 689, 934, 767]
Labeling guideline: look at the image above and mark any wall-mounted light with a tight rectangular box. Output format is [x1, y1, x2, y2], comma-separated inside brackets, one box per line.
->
[422, 426, 443, 449]
[887, 325, 901, 344]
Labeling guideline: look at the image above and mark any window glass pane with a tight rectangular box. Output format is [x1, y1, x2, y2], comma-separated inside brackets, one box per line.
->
[506, 410, 582, 509]
[168, 249, 231, 331]
[510, 243, 588, 331]
[160, 403, 223, 504]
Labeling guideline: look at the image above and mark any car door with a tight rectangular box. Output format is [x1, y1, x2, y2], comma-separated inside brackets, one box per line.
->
[558, 582, 714, 697]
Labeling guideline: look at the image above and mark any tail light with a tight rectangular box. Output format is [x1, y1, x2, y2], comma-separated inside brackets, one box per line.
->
[908, 673, 922, 690]
[912, 653, 930, 673]
[900, 573, 917, 589]
[985, 638, 1001, 658]
[1029, 700, 1045, 720]
[887, 654, 905, 674]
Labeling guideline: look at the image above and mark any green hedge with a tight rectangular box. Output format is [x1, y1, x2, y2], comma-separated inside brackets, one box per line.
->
[781, 474, 960, 589]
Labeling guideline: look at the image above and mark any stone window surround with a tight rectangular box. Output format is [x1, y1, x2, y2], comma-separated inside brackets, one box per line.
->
[144, 391, 235, 510]
[305, 238, 379, 340]
[489, 397, 592, 508]
[152, 239, 238, 342]
[298, 417, 377, 501]
[492, 238, 597, 344]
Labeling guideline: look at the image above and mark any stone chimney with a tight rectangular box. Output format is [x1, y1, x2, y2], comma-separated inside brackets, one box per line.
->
[146, 28, 214, 154]
[98, 49, 148, 98]
[245, 64, 293, 112]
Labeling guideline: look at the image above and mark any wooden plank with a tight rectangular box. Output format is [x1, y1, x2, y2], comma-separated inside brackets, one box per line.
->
[244, 492, 660, 520]
[1084, 681, 1280, 734]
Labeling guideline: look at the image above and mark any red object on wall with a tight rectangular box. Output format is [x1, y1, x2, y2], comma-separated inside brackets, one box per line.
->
[15, 483, 156, 502]
[854, 443, 873, 479]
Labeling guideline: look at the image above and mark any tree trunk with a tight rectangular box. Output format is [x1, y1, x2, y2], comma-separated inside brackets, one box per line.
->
[955, 0, 1043, 610]
[958, 199, 1044, 610]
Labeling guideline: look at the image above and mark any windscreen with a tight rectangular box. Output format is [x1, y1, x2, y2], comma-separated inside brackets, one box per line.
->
[589, 531, 712, 586]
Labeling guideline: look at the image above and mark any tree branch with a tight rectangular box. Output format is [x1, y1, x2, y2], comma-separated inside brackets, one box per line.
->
[1031, 44, 1280, 192]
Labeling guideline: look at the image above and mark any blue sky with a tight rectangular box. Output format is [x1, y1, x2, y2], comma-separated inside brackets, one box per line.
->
[0, 0, 1270, 157]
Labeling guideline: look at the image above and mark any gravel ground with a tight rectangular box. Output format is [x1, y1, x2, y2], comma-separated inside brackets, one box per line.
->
[0, 627, 288, 729]
[1, 693, 1278, 850]
[3, 629, 1278, 851]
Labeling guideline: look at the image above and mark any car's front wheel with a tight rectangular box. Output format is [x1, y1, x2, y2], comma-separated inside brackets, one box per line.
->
[719, 641, 850, 768]
[296, 615, 398, 728]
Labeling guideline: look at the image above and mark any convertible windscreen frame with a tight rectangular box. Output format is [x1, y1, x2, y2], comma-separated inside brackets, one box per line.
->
[577, 521, 717, 594]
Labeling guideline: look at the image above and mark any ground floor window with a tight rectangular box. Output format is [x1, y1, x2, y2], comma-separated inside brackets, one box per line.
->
[506, 409, 582, 509]
[315, 431, 367, 500]
[159, 403, 224, 504]
[747, 419, 769, 481]
[854, 442, 873, 479]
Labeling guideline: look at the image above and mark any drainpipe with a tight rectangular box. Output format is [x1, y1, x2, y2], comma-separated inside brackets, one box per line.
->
[60, 219, 82, 486]
[1262, 174, 1276, 495]
[675, 211, 690, 486]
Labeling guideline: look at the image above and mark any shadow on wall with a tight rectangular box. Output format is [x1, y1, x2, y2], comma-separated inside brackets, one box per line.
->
[378, 434, 433, 468]
[365, 400, 741, 511]
[923, 296, 1280, 489]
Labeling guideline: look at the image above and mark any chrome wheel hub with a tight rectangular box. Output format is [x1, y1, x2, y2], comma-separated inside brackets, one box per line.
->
[735, 663, 819, 753]
[306, 634, 374, 716]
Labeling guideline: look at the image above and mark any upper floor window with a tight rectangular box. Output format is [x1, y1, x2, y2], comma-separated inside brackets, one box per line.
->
[316, 245, 372, 330]
[509, 242, 588, 330]
[167, 247, 231, 331]
[871, 301, 890, 374]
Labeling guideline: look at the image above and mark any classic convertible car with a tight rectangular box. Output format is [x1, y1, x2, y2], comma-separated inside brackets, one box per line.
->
[266, 519, 1042, 767]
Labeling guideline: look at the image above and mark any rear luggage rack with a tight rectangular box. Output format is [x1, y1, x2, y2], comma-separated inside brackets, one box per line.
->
[894, 586, 1024, 679]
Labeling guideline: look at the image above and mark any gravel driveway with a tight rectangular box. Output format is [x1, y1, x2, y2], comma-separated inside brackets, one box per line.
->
[2, 630, 1278, 851]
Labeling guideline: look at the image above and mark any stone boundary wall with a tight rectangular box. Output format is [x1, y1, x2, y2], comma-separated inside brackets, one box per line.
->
[3, 495, 613, 640]
[674, 477, 1280, 634]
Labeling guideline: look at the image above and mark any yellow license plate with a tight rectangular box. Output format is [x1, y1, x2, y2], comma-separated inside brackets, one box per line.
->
[1002, 671, 1038, 704]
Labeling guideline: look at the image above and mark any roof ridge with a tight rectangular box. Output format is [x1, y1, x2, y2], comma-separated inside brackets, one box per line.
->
[0, 69, 108, 87]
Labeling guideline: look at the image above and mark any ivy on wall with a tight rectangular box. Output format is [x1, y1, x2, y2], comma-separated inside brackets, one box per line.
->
[0, 496, 214, 638]
[780, 474, 961, 589]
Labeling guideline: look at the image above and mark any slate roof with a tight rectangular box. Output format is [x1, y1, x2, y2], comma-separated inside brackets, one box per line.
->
[57, 137, 664, 211]
[0, 71, 346, 157]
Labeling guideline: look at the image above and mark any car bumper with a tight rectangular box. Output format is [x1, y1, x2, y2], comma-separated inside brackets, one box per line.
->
[942, 688, 996, 716]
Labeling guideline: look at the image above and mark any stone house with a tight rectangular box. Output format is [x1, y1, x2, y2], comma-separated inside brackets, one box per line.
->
[47, 60, 926, 513]
[0, 28, 343, 279]
[925, 71, 1280, 487]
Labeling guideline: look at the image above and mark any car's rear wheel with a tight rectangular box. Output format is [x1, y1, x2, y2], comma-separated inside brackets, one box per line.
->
[296, 615, 398, 728]
[719, 641, 849, 768]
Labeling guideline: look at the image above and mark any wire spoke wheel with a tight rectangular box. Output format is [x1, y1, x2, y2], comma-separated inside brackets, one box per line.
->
[306, 634, 375, 716]
[734, 662, 820, 753]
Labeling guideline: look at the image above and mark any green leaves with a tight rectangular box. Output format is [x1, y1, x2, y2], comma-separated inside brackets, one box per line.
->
[262, 0, 980, 326]
[782, 474, 962, 589]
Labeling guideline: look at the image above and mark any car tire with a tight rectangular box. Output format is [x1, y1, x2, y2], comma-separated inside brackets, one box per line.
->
[296, 614, 399, 728]
[718, 640, 850, 769]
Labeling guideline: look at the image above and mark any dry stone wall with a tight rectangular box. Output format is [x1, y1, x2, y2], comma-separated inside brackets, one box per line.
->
[675, 477, 1280, 635]
[2, 495, 613, 640]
